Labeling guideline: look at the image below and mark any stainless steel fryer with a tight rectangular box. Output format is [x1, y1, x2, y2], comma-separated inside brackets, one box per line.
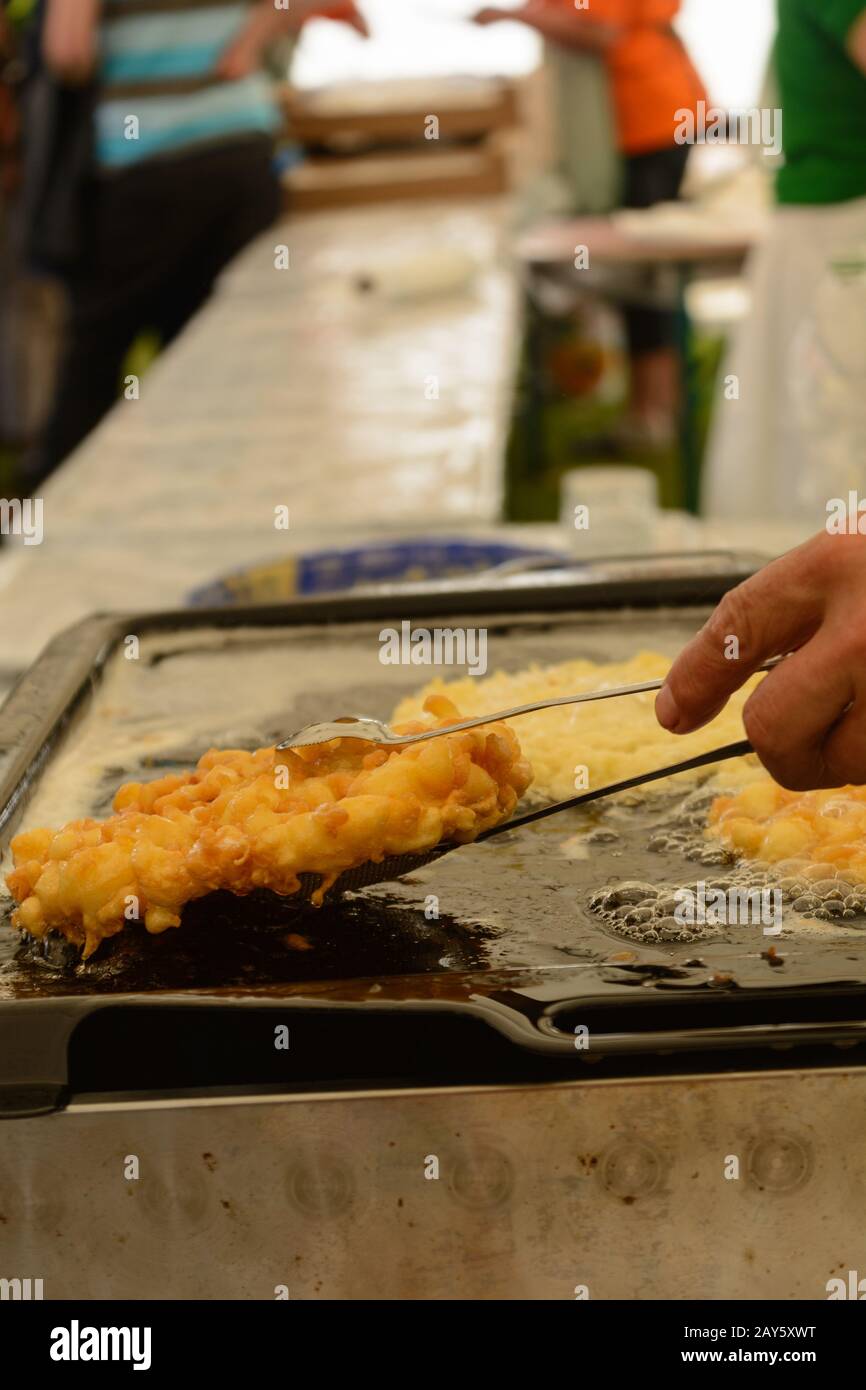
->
[2, 556, 866, 1300]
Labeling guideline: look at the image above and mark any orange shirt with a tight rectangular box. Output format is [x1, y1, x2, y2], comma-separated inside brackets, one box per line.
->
[549, 0, 707, 156]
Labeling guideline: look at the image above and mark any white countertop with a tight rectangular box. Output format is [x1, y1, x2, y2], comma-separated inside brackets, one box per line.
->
[1, 198, 519, 672]
[0, 194, 812, 695]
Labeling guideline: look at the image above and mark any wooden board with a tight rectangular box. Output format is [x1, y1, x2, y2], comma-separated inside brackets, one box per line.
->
[281, 78, 518, 148]
[282, 146, 508, 211]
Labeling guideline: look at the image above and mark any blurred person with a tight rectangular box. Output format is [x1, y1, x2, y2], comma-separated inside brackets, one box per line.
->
[473, 1, 706, 447]
[24, 0, 368, 488]
[0, 5, 19, 203]
[0, 2, 17, 457]
[0, 1, 48, 462]
[704, 1, 866, 520]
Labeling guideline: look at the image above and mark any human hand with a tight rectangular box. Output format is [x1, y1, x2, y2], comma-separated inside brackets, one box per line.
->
[656, 530, 866, 790]
[216, 0, 370, 79]
[318, 3, 370, 37]
[472, 8, 509, 26]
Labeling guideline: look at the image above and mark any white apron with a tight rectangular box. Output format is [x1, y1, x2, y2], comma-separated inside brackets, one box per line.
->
[703, 195, 866, 522]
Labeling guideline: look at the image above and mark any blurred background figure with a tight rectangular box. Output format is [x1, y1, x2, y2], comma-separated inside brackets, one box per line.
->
[21, 0, 368, 490]
[472, 0, 706, 450]
[0, 5, 17, 200]
[704, 0, 866, 520]
[1, 0, 64, 497]
[3, 0, 795, 531]
[2, 0, 837, 668]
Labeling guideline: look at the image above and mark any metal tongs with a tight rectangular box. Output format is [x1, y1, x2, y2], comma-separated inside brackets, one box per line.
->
[291, 736, 754, 904]
[279, 658, 782, 752]
[280, 676, 677, 752]
[280, 660, 781, 903]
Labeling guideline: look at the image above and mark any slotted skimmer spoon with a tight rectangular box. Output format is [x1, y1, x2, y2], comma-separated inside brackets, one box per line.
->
[291, 736, 754, 904]
[282, 662, 784, 900]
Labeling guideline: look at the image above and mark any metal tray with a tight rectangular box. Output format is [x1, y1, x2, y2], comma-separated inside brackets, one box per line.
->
[2, 556, 866, 1117]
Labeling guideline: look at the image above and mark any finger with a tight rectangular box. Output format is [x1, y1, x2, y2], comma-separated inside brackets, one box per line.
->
[820, 702, 866, 788]
[656, 538, 831, 735]
[740, 634, 856, 790]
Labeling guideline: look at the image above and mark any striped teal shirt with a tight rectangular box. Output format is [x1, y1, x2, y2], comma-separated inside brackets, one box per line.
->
[96, 0, 281, 171]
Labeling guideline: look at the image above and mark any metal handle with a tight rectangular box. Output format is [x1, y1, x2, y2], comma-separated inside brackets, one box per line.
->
[280, 657, 785, 751]
[396, 677, 669, 742]
[396, 655, 784, 746]
[476, 739, 754, 841]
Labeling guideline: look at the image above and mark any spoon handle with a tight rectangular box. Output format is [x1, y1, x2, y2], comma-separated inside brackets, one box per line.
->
[394, 655, 782, 746]
[475, 740, 754, 841]
[279, 657, 783, 750]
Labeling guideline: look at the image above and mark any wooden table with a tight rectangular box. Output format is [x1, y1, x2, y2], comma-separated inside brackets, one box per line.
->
[514, 215, 755, 514]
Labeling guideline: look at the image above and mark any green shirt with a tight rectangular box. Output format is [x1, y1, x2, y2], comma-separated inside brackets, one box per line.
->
[776, 0, 866, 205]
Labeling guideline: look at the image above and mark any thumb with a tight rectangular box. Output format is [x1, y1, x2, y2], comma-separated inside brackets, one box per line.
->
[657, 554, 825, 734]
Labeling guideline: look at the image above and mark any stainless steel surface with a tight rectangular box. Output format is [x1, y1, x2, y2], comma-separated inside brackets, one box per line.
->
[355, 549, 769, 599]
[1, 1065, 862, 1299]
[0, 570, 861, 1302]
[0, 593, 859, 1036]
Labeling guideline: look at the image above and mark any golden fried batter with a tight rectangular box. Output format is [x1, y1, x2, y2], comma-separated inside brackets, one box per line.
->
[7, 696, 532, 958]
[708, 779, 866, 881]
[393, 653, 765, 804]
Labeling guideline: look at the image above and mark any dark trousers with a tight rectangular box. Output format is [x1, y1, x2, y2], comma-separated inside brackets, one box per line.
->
[30, 137, 280, 487]
[622, 143, 690, 356]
